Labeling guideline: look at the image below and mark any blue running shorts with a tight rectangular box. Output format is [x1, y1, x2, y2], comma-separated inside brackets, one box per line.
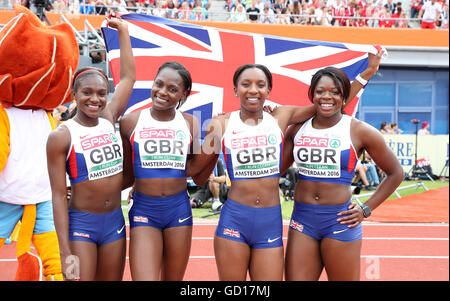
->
[68, 207, 126, 246]
[289, 200, 362, 242]
[215, 199, 283, 249]
[0, 200, 55, 239]
[128, 189, 192, 230]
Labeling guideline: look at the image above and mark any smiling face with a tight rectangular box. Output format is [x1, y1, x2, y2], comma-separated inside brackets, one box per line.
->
[151, 67, 188, 112]
[234, 67, 271, 114]
[312, 75, 344, 118]
[72, 74, 108, 120]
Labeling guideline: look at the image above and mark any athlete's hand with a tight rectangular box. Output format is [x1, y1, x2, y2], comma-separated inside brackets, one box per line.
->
[336, 202, 364, 228]
[263, 105, 274, 114]
[106, 13, 127, 31]
[61, 254, 81, 281]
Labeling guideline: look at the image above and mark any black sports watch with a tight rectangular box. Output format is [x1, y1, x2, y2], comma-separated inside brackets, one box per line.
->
[359, 203, 371, 218]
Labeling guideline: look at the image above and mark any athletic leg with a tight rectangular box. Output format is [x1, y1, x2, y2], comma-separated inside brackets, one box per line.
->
[69, 241, 97, 281]
[321, 238, 362, 281]
[161, 226, 192, 281]
[214, 236, 250, 281]
[129, 226, 163, 280]
[285, 229, 323, 281]
[249, 246, 284, 281]
[95, 237, 126, 281]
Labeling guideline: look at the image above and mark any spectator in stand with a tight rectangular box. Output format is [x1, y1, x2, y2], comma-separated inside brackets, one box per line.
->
[305, 6, 316, 25]
[314, 1, 324, 24]
[390, 6, 404, 27]
[187, 0, 196, 8]
[335, 6, 348, 26]
[394, 1, 402, 14]
[365, 0, 377, 27]
[273, 6, 282, 24]
[247, 0, 261, 23]
[279, 6, 292, 24]
[362, 151, 381, 188]
[290, 0, 302, 24]
[397, 9, 409, 27]
[137, 1, 153, 15]
[178, 0, 193, 19]
[153, 0, 166, 17]
[384, 0, 396, 14]
[191, 0, 208, 20]
[353, 6, 366, 26]
[355, 162, 377, 190]
[202, 0, 212, 10]
[274, 0, 286, 11]
[112, 0, 129, 13]
[126, 0, 138, 12]
[52, 0, 68, 13]
[418, 0, 442, 29]
[259, 2, 275, 23]
[166, 0, 179, 19]
[229, 0, 243, 11]
[418, 121, 430, 135]
[318, 4, 333, 25]
[410, 0, 424, 18]
[80, 0, 95, 14]
[346, 0, 358, 25]
[440, 0, 449, 29]
[378, 6, 394, 27]
[332, 0, 345, 17]
[390, 122, 403, 134]
[94, 0, 108, 15]
[257, 0, 266, 11]
[191, 2, 208, 20]
[379, 121, 391, 134]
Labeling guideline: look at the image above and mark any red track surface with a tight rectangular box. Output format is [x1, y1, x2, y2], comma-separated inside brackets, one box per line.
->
[1, 187, 448, 281]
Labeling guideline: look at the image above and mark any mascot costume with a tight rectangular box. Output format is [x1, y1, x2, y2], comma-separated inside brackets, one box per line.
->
[0, 5, 79, 281]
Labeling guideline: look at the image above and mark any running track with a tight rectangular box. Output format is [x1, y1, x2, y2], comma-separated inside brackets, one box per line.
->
[0, 221, 448, 281]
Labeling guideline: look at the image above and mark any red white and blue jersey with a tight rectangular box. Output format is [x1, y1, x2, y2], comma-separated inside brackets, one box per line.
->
[221, 111, 283, 181]
[292, 115, 358, 185]
[130, 109, 192, 179]
[65, 118, 123, 185]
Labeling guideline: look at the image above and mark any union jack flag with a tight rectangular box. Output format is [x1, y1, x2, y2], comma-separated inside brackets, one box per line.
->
[223, 228, 240, 238]
[290, 220, 304, 232]
[102, 14, 382, 137]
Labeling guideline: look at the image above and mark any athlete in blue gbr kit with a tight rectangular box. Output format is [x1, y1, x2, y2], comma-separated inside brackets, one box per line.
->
[281, 63, 404, 281]
[47, 15, 135, 281]
[120, 62, 200, 281]
[187, 56, 382, 281]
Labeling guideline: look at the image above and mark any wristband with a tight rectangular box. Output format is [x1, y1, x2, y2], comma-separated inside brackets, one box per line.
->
[355, 74, 368, 86]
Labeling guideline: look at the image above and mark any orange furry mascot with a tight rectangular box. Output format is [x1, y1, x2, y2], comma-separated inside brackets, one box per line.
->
[0, 5, 79, 281]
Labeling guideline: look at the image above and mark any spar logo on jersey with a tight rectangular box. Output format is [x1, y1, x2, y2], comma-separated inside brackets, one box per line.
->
[223, 228, 240, 238]
[80, 134, 113, 151]
[140, 128, 175, 139]
[295, 136, 341, 149]
[296, 136, 329, 148]
[231, 135, 268, 149]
